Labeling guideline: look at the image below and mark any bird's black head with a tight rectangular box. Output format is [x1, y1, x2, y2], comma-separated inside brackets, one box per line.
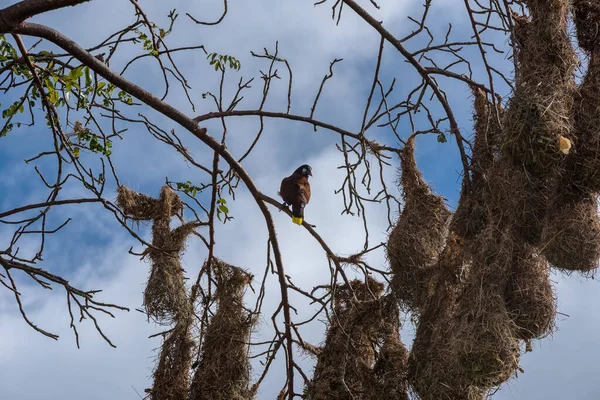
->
[294, 164, 312, 177]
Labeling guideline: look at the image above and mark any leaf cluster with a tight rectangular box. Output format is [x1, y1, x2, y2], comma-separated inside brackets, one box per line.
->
[207, 52, 241, 72]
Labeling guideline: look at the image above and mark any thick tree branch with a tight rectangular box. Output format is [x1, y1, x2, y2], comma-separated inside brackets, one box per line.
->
[0, 0, 88, 33]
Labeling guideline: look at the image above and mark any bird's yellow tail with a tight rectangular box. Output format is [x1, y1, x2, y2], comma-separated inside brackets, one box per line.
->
[292, 216, 303, 225]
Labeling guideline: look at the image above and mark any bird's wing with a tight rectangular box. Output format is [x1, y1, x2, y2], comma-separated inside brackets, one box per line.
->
[297, 177, 311, 205]
[280, 175, 298, 204]
[279, 177, 288, 199]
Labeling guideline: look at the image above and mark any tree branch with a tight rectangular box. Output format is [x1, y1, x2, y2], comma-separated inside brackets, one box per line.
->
[0, 198, 103, 220]
[0, 0, 88, 33]
[341, 0, 472, 187]
[194, 110, 362, 141]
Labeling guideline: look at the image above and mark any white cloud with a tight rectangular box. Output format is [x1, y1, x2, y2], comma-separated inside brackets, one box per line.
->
[0, 242, 158, 400]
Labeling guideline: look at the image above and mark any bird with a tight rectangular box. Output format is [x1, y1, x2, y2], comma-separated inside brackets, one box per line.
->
[279, 164, 312, 225]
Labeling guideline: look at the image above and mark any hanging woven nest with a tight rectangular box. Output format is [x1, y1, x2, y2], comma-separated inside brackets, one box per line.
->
[568, 53, 600, 193]
[117, 185, 195, 324]
[307, 278, 406, 400]
[408, 233, 479, 400]
[504, 242, 555, 340]
[387, 137, 451, 312]
[149, 311, 195, 400]
[502, 3, 577, 176]
[190, 260, 255, 400]
[452, 87, 502, 240]
[452, 228, 520, 390]
[117, 185, 183, 220]
[541, 191, 600, 273]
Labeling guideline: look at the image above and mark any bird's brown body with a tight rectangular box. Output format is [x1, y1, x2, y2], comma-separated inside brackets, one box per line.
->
[279, 165, 312, 225]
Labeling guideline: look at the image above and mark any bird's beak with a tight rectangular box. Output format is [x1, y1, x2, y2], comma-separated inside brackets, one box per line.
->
[309, 171, 312, 176]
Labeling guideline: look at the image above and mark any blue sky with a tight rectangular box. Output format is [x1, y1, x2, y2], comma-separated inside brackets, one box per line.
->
[1, 1, 600, 399]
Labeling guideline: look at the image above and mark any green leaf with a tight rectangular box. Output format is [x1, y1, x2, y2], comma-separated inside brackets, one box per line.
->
[47, 87, 59, 105]
[1, 123, 13, 137]
[68, 66, 84, 81]
[437, 133, 447, 143]
[219, 205, 229, 214]
[84, 66, 92, 87]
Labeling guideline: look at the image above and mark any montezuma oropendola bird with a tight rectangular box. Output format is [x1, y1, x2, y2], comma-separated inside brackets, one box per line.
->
[279, 164, 312, 225]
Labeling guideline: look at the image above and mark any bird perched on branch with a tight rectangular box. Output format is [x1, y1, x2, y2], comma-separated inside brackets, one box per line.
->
[279, 164, 312, 225]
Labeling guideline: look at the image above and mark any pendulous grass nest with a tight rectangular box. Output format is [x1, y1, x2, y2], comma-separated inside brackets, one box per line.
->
[117, 185, 197, 324]
[541, 190, 600, 273]
[452, 229, 520, 392]
[452, 87, 503, 240]
[190, 259, 255, 400]
[502, 2, 577, 176]
[144, 219, 197, 324]
[568, 53, 600, 193]
[149, 311, 195, 400]
[117, 185, 183, 220]
[387, 137, 452, 312]
[504, 242, 555, 340]
[307, 278, 409, 400]
[409, 227, 542, 399]
[408, 232, 479, 400]
[373, 332, 409, 400]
